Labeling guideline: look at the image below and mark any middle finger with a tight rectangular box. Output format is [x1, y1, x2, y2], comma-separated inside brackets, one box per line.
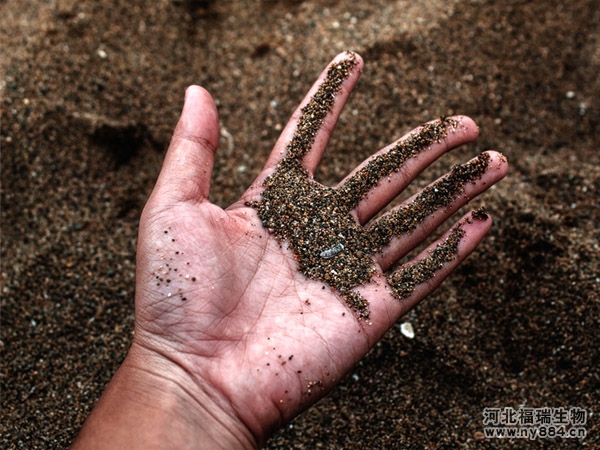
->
[334, 116, 480, 225]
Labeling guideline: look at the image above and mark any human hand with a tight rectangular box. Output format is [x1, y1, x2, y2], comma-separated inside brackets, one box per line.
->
[72, 52, 507, 449]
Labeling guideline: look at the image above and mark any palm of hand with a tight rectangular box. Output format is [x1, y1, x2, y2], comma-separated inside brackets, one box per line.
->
[136, 198, 375, 434]
[132, 53, 507, 442]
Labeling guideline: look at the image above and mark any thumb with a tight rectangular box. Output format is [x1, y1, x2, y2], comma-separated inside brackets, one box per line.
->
[151, 85, 220, 205]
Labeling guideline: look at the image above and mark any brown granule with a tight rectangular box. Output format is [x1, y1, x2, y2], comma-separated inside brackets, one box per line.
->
[249, 53, 490, 318]
[471, 206, 490, 221]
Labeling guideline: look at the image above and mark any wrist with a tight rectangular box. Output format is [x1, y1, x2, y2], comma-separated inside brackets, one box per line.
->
[71, 342, 257, 450]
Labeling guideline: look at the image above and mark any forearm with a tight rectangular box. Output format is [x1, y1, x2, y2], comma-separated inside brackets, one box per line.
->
[70, 345, 257, 450]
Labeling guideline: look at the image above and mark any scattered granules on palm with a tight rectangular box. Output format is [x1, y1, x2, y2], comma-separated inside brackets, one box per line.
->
[248, 52, 490, 318]
[387, 225, 465, 299]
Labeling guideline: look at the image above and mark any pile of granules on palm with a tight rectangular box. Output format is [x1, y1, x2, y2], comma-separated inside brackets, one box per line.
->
[249, 53, 490, 318]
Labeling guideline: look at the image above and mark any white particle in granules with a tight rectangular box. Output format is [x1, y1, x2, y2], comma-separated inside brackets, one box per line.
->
[400, 322, 415, 339]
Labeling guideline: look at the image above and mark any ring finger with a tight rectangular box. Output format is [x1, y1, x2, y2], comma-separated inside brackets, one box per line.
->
[369, 150, 508, 271]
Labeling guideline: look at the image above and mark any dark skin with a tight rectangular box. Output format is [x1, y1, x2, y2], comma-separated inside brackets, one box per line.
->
[71, 53, 508, 449]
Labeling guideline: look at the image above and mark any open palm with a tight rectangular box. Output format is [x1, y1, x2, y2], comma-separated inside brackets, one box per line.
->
[98, 53, 507, 448]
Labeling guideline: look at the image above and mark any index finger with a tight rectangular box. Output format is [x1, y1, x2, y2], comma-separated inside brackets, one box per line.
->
[243, 52, 363, 201]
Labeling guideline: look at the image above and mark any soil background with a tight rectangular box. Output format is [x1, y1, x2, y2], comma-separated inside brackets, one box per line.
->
[1, 0, 598, 448]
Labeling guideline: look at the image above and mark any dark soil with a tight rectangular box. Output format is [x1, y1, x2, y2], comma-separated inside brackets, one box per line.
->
[2, 0, 598, 448]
